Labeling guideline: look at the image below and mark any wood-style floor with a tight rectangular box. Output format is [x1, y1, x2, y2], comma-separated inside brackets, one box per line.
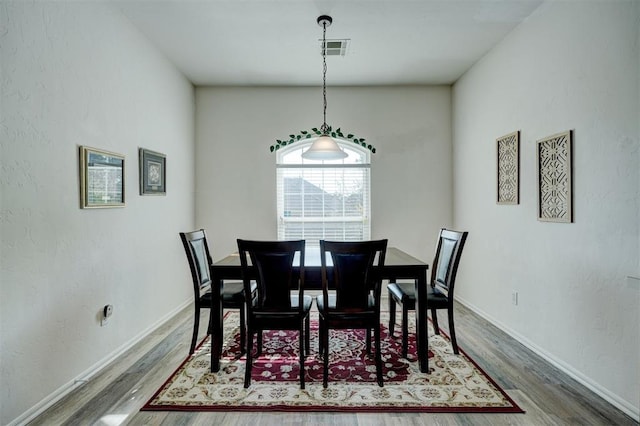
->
[29, 294, 637, 426]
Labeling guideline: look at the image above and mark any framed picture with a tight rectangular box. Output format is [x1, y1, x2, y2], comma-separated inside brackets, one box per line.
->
[79, 146, 125, 209]
[139, 148, 166, 195]
[536, 130, 573, 223]
[496, 130, 520, 205]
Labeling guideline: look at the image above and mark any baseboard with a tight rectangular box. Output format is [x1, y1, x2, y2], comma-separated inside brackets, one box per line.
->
[9, 300, 191, 426]
[455, 296, 639, 422]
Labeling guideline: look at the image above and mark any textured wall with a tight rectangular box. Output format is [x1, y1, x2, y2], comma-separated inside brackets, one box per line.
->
[194, 86, 453, 262]
[0, 2, 195, 424]
[452, 0, 639, 418]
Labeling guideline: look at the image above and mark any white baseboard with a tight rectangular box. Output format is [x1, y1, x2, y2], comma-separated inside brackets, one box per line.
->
[9, 300, 191, 426]
[455, 296, 639, 422]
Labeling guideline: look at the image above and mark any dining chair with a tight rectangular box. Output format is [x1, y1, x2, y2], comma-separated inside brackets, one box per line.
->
[316, 239, 388, 388]
[180, 229, 256, 355]
[237, 239, 312, 389]
[387, 228, 468, 358]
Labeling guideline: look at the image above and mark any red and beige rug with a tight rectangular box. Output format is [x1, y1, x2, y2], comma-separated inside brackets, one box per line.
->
[142, 311, 523, 413]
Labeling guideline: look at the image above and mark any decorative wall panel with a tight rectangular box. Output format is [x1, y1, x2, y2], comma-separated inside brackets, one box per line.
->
[496, 131, 520, 204]
[536, 130, 573, 222]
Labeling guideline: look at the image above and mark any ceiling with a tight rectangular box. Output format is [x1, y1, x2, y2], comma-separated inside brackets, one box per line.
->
[113, 0, 544, 86]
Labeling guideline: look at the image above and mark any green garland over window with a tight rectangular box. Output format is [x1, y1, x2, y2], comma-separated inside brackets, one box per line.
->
[270, 125, 376, 153]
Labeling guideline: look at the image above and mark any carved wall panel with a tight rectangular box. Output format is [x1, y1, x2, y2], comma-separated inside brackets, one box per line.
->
[536, 130, 573, 222]
[497, 131, 520, 204]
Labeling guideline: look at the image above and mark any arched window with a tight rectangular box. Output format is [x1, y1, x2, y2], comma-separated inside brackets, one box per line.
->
[276, 141, 371, 245]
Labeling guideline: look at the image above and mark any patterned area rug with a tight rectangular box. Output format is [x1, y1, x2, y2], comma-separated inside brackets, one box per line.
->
[142, 311, 523, 413]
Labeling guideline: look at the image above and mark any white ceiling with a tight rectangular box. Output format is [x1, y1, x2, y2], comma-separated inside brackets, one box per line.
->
[113, 0, 544, 86]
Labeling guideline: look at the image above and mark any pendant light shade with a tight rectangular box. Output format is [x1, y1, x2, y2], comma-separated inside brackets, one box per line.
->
[302, 135, 348, 160]
[301, 15, 348, 161]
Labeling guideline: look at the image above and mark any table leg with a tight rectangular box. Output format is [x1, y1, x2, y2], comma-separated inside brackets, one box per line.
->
[210, 277, 223, 372]
[415, 270, 429, 373]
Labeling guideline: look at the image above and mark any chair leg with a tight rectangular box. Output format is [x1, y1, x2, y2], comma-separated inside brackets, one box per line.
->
[206, 307, 214, 335]
[388, 291, 396, 336]
[366, 328, 372, 355]
[322, 325, 329, 388]
[190, 307, 200, 355]
[239, 305, 246, 355]
[299, 321, 305, 389]
[401, 304, 409, 358]
[431, 308, 440, 334]
[257, 330, 263, 356]
[375, 325, 384, 387]
[448, 308, 459, 355]
[244, 330, 253, 388]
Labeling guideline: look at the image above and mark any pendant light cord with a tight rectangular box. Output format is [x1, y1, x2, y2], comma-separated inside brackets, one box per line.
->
[321, 20, 328, 135]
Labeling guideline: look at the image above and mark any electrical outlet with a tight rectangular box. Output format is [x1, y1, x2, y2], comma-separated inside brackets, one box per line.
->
[101, 304, 114, 326]
[103, 304, 113, 318]
[511, 291, 518, 306]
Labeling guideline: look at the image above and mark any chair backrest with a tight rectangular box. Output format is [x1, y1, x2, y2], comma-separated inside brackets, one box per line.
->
[431, 229, 468, 299]
[319, 239, 388, 311]
[237, 239, 305, 312]
[180, 229, 213, 297]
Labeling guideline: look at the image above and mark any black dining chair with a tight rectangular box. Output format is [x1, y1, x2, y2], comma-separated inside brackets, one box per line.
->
[387, 228, 468, 358]
[180, 229, 256, 355]
[237, 239, 313, 389]
[316, 239, 388, 388]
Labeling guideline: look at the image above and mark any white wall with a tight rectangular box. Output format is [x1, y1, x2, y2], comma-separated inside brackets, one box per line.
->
[195, 86, 452, 261]
[453, 0, 639, 419]
[0, 2, 195, 424]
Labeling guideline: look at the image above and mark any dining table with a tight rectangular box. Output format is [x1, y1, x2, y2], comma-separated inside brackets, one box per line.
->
[209, 246, 431, 373]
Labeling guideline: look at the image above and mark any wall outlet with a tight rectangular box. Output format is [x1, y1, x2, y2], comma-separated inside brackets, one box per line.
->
[103, 304, 113, 318]
[511, 291, 518, 306]
[101, 304, 114, 326]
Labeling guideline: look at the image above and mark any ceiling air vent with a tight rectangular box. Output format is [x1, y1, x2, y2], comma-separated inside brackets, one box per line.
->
[320, 39, 349, 56]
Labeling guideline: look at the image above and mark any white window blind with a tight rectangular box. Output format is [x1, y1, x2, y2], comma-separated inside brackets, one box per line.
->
[276, 142, 371, 245]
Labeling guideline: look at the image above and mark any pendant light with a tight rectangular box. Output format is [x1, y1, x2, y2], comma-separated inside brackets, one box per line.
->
[301, 15, 348, 160]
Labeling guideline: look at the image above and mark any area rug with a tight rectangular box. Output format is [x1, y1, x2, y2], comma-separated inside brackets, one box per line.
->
[142, 311, 524, 413]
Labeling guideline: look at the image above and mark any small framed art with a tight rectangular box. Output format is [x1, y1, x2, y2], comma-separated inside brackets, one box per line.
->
[536, 130, 573, 223]
[139, 148, 166, 195]
[79, 146, 125, 209]
[496, 130, 520, 205]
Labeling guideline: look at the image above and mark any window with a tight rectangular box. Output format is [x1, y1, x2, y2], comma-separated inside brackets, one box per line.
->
[277, 141, 371, 245]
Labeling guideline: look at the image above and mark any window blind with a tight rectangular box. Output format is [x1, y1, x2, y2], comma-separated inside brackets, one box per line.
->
[276, 144, 371, 245]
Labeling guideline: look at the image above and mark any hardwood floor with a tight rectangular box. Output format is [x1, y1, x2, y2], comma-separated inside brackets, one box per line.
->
[28, 295, 637, 426]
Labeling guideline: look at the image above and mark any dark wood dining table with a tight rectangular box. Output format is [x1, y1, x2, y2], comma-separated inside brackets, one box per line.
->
[209, 246, 431, 373]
